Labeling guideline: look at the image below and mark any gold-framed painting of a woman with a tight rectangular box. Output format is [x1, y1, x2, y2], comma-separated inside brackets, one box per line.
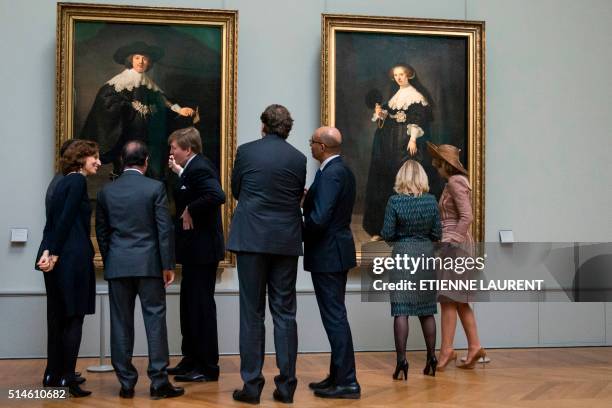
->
[321, 14, 485, 253]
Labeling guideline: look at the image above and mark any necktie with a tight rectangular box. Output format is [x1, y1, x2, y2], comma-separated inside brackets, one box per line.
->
[313, 169, 322, 185]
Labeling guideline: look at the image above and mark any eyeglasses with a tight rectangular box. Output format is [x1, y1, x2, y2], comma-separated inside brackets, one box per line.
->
[309, 138, 325, 147]
[309, 138, 339, 148]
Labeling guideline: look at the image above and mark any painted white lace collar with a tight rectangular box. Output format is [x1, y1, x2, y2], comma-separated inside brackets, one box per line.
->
[387, 85, 428, 110]
[107, 69, 163, 93]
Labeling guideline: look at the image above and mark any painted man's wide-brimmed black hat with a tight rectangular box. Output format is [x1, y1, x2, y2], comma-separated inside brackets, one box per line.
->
[113, 41, 164, 65]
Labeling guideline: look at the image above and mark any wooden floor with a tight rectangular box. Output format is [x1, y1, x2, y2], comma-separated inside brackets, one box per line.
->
[2, 348, 612, 407]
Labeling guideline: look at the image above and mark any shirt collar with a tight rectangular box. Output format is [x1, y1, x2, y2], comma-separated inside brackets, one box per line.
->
[320, 154, 340, 171]
[184, 154, 197, 170]
[123, 168, 143, 175]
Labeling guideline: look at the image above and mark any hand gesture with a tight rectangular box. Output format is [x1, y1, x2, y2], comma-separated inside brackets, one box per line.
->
[38, 251, 58, 272]
[168, 155, 183, 175]
[374, 103, 383, 119]
[407, 139, 418, 156]
[37, 250, 51, 272]
[178, 107, 195, 117]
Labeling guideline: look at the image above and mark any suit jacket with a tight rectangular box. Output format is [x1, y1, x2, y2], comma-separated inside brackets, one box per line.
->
[303, 156, 357, 273]
[439, 174, 474, 244]
[96, 170, 175, 280]
[227, 134, 306, 256]
[174, 154, 226, 265]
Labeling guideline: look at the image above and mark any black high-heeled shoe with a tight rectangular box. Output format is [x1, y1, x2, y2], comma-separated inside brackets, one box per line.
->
[59, 377, 91, 398]
[392, 359, 409, 380]
[423, 355, 438, 377]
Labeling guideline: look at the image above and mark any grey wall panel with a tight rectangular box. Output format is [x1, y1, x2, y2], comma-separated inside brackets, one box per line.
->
[295, 293, 333, 353]
[606, 303, 612, 346]
[474, 302, 539, 347]
[214, 294, 241, 354]
[3, 294, 611, 359]
[539, 302, 605, 346]
[0, 297, 48, 358]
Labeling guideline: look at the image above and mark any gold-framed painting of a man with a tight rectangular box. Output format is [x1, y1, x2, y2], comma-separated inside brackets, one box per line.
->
[56, 3, 238, 267]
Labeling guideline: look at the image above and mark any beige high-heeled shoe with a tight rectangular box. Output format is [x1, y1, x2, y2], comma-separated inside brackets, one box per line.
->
[457, 348, 486, 369]
[437, 351, 457, 372]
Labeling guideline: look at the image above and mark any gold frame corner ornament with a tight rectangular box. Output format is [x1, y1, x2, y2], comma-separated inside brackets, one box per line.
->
[320, 14, 485, 243]
[55, 3, 239, 269]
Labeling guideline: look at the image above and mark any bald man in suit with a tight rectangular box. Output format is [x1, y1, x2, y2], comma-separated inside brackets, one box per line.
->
[303, 127, 360, 399]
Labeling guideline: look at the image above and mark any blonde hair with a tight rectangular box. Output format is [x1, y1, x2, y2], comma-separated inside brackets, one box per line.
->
[394, 160, 429, 196]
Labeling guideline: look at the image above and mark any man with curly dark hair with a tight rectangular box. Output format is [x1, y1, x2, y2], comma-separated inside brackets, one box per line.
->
[228, 104, 306, 404]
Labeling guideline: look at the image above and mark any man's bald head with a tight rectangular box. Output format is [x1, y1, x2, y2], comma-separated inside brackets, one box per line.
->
[315, 126, 342, 152]
[310, 126, 343, 163]
[121, 140, 149, 169]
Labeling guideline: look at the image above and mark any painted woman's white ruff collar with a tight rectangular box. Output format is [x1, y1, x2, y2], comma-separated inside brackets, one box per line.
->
[388, 85, 428, 110]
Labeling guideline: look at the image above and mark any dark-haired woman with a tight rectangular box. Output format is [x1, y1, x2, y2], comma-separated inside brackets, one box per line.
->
[363, 64, 437, 240]
[37, 140, 100, 397]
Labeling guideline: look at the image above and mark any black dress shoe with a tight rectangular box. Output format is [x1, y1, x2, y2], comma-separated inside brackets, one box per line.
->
[75, 371, 81, 377]
[232, 389, 260, 404]
[150, 383, 184, 400]
[273, 389, 293, 403]
[119, 387, 135, 399]
[75, 375, 86, 385]
[314, 382, 361, 399]
[167, 359, 193, 375]
[174, 370, 218, 382]
[308, 375, 334, 390]
[59, 377, 91, 398]
[42, 373, 58, 387]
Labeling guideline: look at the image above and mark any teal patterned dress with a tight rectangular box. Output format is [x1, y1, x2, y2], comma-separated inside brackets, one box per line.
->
[381, 193, 442, 316]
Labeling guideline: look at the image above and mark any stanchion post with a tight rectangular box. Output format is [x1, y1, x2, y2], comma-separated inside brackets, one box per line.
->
[87, 292, 114, 372]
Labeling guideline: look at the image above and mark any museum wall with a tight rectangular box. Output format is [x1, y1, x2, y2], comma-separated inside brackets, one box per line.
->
[1, 0, 611, 357]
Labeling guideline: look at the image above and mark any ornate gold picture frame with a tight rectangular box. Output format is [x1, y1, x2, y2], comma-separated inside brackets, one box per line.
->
[56, 3, 238, 268]
[321, 14, 485, 251]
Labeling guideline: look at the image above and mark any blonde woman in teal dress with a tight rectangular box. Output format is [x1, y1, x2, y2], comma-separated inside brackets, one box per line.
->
[381, 160, 442, 380]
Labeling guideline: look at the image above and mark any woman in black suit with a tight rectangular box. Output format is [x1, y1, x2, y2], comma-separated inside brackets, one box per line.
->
[37, 140, 100, 397]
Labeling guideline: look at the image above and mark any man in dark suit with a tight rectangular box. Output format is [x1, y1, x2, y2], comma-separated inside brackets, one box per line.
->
[303, 127, 360, 399]
[96, 141, 184, 400]
[228, 104, 306, 404]
[166, 127, 226, 382]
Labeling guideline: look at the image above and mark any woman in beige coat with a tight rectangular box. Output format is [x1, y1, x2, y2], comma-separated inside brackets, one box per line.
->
[427, 142, 486, 370]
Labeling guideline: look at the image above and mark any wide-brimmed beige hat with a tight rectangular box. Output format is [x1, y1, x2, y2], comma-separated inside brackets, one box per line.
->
[426, 142, 468, 175]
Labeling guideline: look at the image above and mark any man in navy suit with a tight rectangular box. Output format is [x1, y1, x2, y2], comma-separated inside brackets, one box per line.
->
[303, 127, 360, 399]
[228, 105, 306, 404]
[166, 127, 226, 382]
